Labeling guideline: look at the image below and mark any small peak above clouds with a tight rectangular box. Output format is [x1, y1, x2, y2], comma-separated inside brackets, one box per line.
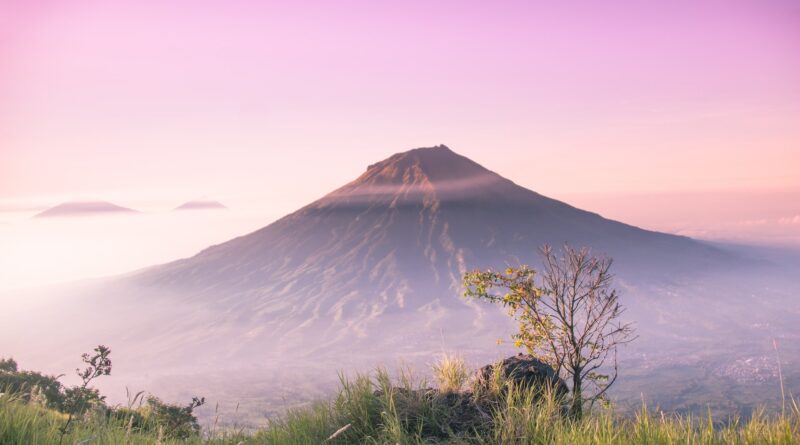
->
[33, 201, 138, 218]
[173, 200, 228, 211]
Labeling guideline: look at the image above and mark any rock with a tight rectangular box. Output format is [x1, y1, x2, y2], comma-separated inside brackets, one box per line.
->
[475, 353, 568, 397]
[368, 355, 569, 439]
[371, 387, 493, 438]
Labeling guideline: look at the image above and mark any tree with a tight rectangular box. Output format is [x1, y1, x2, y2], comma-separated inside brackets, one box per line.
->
[463, 244, 635, 418]
[58, 345, 112, 445]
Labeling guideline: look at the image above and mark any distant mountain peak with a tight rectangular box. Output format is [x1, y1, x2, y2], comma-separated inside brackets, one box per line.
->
[34, 201, 137, 218]
[174, 200, 227, 211]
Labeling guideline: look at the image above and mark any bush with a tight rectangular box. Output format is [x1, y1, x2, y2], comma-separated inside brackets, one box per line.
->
[145, 395, 205, 440]
[0, 358, 18, 372]
[0, 358, 66, 410]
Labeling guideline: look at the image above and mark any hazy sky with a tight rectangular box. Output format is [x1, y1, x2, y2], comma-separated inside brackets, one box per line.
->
[1, 0, 799, 289]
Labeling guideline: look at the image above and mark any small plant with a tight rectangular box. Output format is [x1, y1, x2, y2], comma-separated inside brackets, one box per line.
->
[58, 345, 112, 445]
[432, 353, 468, 393]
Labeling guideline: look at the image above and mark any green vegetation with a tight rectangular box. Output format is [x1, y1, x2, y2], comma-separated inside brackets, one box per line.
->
[1, 248, 795, 443]
[1, 347, 212, 445]
[432, 353, 469, 394]
[2, 359, 798, 444]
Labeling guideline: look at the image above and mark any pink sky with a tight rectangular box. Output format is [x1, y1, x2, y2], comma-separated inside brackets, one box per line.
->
[1, 1, 799, 220]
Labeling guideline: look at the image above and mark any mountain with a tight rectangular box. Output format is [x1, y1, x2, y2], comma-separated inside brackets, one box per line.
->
[142, 145, 727, 290]
[120, 145, 735, 364]
[7, 145, 795, 419]
[174, 200, 227, 211]
[33, 201, 138, 218]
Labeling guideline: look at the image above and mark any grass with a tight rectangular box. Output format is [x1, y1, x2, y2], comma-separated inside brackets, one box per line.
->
[2, 369, 799, 445]
[433, 354, 469, 394]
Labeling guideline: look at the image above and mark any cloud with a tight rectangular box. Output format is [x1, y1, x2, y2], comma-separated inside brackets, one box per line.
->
[734, 218, 770, 227]
[778, 215, 800, 225]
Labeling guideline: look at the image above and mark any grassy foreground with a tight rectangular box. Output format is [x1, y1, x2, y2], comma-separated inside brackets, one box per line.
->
[2, 367, 799, 445]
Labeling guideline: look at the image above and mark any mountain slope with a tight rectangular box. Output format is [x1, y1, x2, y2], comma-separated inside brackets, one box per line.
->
[141, 145, 726, 292]
[117, 146, 734, 364]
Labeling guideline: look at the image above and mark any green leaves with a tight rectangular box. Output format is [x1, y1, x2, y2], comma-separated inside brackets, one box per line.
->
[463, 245, 636, 419]
[77, 345, 112, 383]
[463, 266, 549, 358]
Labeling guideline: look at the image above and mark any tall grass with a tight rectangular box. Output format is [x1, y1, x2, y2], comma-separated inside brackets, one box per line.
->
[2, 372, 799, 444]
[255, 372, 800, 445]
[433, 353, 469, 393]
[0, 392, 247, 445]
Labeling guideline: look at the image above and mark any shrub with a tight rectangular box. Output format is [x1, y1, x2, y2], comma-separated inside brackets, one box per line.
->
[145, 395, 205, 439]
[0, 358, 18, 372]
[0, 359, 66, 410]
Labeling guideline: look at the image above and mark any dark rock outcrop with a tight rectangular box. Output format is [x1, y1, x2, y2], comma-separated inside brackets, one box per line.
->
[475, 353, 569, 397]
[371, 355, 569, 439]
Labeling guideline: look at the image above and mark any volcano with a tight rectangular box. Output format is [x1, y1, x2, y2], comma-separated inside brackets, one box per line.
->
[142, 145, 727, 292]
[96, 145, 734, 366]
[8, 145, 784, 419]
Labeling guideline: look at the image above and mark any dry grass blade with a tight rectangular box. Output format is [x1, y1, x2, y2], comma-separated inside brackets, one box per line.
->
[326, 423, 352, 441]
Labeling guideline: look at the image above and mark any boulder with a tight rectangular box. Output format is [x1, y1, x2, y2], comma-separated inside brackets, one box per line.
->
[368, 355, 569, 439]
[475, 353, 568, 397]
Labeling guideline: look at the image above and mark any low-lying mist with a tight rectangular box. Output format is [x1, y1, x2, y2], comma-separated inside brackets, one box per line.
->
[1, 244, 798, 428]
[0, 209, 273, 292]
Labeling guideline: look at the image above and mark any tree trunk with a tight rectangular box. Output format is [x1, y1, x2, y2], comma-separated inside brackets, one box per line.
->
[571, 369, 583, 419]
